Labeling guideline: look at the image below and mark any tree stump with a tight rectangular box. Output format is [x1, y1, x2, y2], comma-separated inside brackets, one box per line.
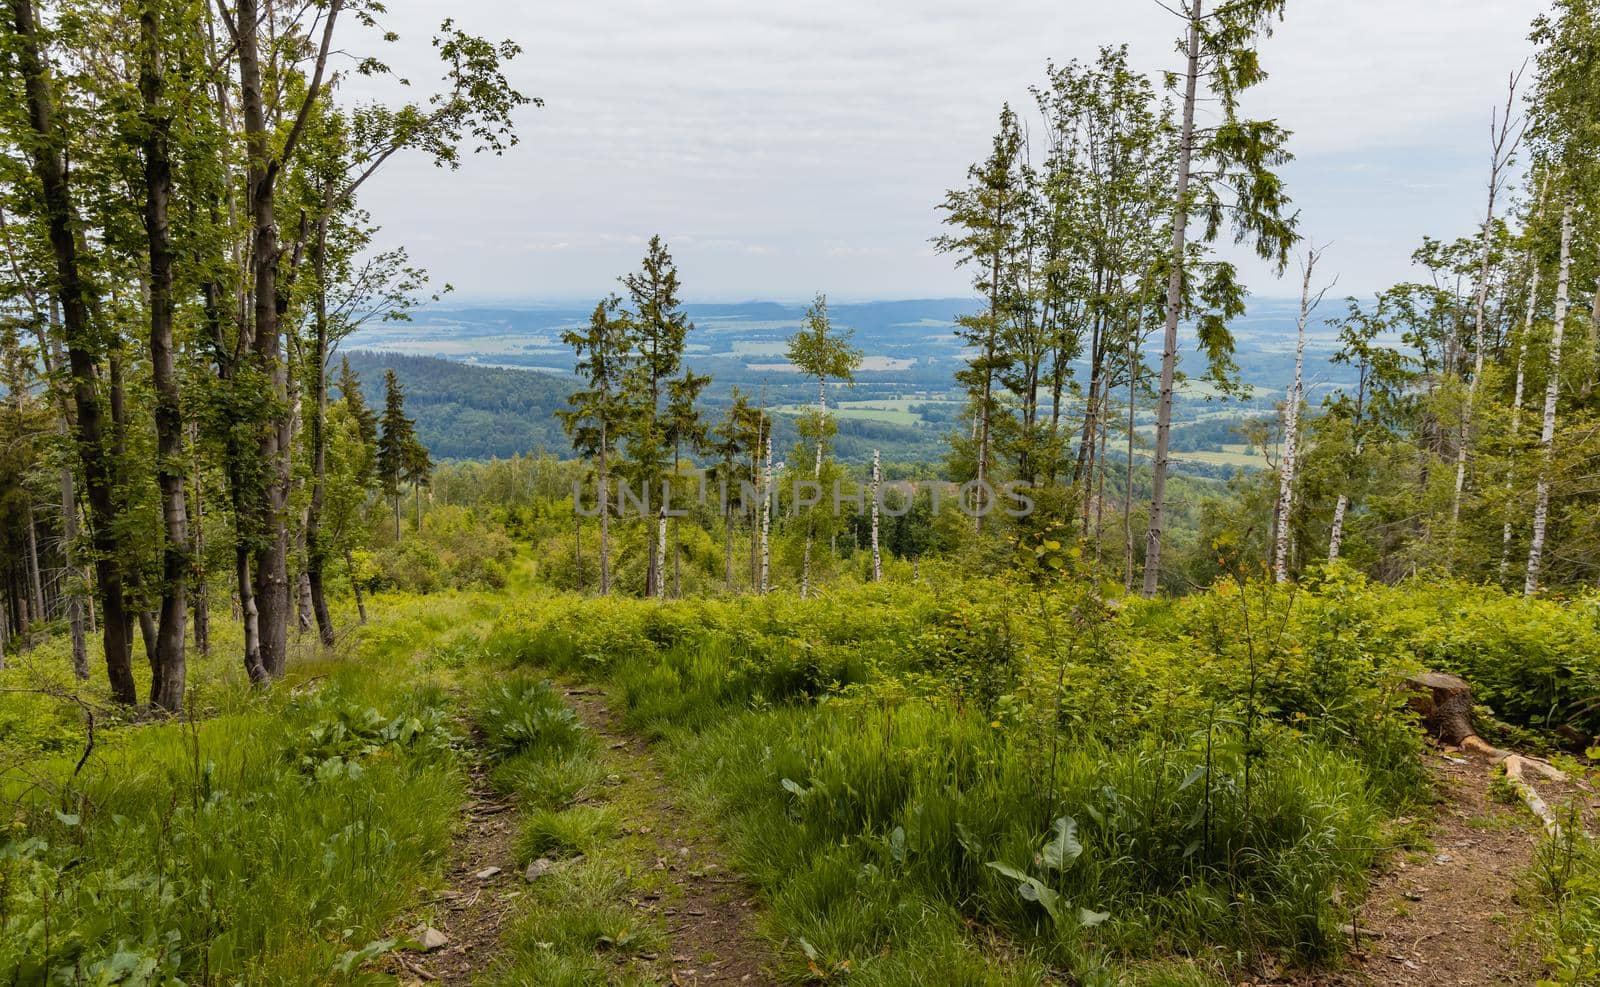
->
[1406, 672, 1479, 748]
[1406, 671, 1569, 834]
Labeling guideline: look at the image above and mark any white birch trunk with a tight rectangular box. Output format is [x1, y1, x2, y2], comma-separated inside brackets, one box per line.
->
[870, 449, 882, 582]
[654, 507, 667, 601]
[1525, 200, 1573, 597]
[760, 434, 772, 594]
[1499, 247, 1539, 580]
[1142, 0, 1201, 598]
[1328, 494, 1349, 562]
[802, 377, 825, 598]
[598, 423, 610, 596]
[1273, 251, 1318, 583]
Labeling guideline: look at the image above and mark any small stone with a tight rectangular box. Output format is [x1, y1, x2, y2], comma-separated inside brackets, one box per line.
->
[475, 866, 503, 881]
[1433, 853, 1454, 864]
[639, 825, 652, 834]
[525, 858, 555, 882]
[418, 926, 448, 952]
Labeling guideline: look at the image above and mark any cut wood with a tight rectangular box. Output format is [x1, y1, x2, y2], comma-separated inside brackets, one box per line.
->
[1406, 672, 1567, 834]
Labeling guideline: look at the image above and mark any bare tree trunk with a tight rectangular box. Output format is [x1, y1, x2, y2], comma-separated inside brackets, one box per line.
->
[760, 433, 772, 594]
[1274, 248, 1322, 583]
[1452, 80, 1518, 533]
[1124, 333, 1139, 591]
[306, 219, 335, 645]
[1142, 0, 1201, 599]
[802, 377, 826, 598]
[1500, 233, 1541, 581]
[24, 503, 44, 627]
[141, 0, 190, 710]
[345, 547, 367, 624]
[870, 449, 882, 582]
[11, 0, 136, 702]
[598, 429, 610, 595]
[654, 507, 667, 601]
[1525, 200, 1573, 597]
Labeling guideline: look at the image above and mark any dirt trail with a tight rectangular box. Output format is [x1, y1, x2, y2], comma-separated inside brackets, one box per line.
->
[1288, 752, 1593, 987]
[563, 685, 775, 985]
[393, 761, 522, 985]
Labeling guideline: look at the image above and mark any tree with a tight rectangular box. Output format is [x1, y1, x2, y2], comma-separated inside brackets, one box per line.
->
[1272, 244, 1332, 582]
[559, 297, 631, 596]
[785, 293, 861, 597]
[619, 235, 693, 598]
[377, 369, 419, 542]
[5, 0, 138, 702]
[935, 105, 1028, 531]
[1142, 0, 1299, 597]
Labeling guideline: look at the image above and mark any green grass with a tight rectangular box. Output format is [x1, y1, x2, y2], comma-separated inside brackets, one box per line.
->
[483, 577, 1444, 983]
[466, 671, 674, 985]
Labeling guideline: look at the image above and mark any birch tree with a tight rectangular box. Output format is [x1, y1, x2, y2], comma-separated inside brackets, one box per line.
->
[1272, 245, 1330, 582]
[1450, 73, 1524, 534]
[786, 293, 861, 598]
[1525, 200, 1573, 595]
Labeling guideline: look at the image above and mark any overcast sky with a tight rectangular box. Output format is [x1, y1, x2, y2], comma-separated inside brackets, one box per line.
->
[345, 1, 1547, 305]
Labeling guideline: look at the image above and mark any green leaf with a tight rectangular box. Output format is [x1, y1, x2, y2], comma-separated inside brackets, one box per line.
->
[1077, 907, 1111, 928]
[1041, 816, 1081, 871]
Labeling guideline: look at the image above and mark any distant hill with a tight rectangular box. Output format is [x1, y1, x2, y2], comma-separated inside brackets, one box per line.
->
[341, 351, 573, 461]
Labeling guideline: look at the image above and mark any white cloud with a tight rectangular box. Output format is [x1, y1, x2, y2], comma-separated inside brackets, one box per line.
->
[343, 0, 1549, 303]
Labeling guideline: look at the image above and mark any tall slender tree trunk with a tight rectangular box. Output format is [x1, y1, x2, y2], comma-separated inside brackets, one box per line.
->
[1525, 200, 1572, 596]
[142, 0, 190, 710]
[1500, 237, 1541, 580]
[1274, 250, 1319, 583]
[802, 376, 825, 598]
[1124, 332, 1139, 591]
[760, 433, 772, 594]
[870, 449, 882, 582]
[189, 425, 209, 656]
[1452, 95, 1514, 533]
[654, 507, 667, 601]
[306, 218, 335, 645]
[598, 426, 610, 595]
[1142, 0, 1201, 599]
[11, 0, 136, 702]
[24, 503, 44, 628]
[237, 0, 290, 680]
[346, 547, 367, 623]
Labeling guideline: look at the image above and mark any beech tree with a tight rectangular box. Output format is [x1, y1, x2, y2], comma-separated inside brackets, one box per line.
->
[1142, 0, 1299, 597]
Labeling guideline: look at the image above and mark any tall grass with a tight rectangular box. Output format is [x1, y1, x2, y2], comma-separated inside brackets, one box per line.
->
[0, 590, 498, 985]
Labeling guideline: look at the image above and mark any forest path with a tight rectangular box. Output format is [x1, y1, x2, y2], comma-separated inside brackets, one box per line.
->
[394, 745, 521, 985]
[1290, 752, 1592, 987]
[561, 683, 776, 985]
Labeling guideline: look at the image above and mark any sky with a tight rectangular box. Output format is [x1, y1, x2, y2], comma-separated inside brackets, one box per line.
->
[344, 0, 1549, 305]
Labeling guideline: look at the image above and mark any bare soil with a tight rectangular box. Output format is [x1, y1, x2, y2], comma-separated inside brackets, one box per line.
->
[563, 685, 776, 985]
[1279, 751, 1595, 987]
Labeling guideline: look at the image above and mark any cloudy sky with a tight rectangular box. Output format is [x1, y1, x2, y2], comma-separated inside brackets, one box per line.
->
[346, 1, 1547, 304]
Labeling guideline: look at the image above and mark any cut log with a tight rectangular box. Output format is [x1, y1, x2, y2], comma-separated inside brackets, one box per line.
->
[1406, 671, 1568, 835]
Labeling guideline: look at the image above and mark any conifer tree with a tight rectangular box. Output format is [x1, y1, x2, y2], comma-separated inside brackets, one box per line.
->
[377, 370, 420, 543]
[560, 297, 631, 595]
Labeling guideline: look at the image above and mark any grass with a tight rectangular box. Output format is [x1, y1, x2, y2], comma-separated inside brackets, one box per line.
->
[0, 588, 505, 979]
[466, 672, 674, 985]
[0, 589, 502, 984]
[483, 579, 1433, 983]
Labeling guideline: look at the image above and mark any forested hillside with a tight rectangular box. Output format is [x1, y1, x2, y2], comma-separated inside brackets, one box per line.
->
[1, 1, 1598, 986]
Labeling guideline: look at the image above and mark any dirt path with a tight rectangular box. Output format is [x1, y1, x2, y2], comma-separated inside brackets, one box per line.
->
[1288, 752, 1590, 987]
[563, 685, 775, 985]
[393, 761, 522, 985]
